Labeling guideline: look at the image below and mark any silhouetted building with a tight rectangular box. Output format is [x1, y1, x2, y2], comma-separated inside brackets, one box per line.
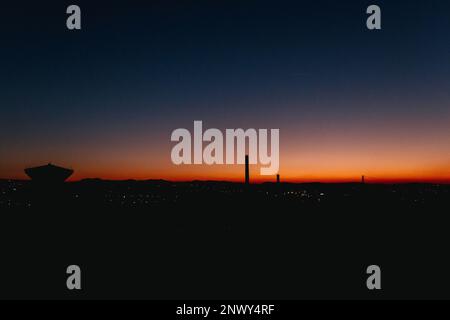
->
[277, 174, 280, 184]
[362, 175, 365, 184]
[25, 163, 73, 183]
[245, 155, 250, 184]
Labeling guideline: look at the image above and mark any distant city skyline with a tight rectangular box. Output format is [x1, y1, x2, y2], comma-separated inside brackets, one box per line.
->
[1, 1, 450, 183]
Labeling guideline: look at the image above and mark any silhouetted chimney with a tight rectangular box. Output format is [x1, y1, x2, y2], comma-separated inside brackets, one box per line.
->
[276, 174, 280, 184]
[245, 155, 250, 184]
[362, 175, 365, 184]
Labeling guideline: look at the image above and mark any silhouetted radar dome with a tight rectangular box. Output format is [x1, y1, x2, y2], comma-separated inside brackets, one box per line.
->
[25, 163, 73, 183]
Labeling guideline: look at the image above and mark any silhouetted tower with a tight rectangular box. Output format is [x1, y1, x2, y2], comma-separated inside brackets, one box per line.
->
[245, 155, 250, 184]
[361, 175, 365, 184]
[276, 174, 280, 184]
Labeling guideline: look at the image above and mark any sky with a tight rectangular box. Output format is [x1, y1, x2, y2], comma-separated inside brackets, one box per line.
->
[1, 0, 450, 183]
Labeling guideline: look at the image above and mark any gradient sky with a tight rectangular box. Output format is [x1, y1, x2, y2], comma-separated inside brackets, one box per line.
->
[1, 0, 450, 182]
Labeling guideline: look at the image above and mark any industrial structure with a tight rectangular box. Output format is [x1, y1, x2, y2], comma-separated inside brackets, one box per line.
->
[245, 155, 250, 184]
[25, 163, 73, 183]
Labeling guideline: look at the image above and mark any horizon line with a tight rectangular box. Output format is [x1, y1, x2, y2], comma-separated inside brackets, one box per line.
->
[2, 177, 450, 185]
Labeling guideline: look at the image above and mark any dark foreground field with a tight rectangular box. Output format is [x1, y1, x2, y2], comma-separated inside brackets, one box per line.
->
[1, 179, 449, 299]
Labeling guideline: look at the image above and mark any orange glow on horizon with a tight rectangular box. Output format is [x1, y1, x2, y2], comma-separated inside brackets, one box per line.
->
[2, 112, 450, 184]
[4, 168, 450, 184]
[3, 151, 450, 184]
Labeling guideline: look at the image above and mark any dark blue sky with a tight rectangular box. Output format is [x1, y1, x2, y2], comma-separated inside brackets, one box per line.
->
[1, 0, 450, 181]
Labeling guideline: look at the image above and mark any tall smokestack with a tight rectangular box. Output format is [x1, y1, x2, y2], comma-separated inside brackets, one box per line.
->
[362, 175, 365, 184]
[245, 155, 250, 184]
[277, 174, 280, 184]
